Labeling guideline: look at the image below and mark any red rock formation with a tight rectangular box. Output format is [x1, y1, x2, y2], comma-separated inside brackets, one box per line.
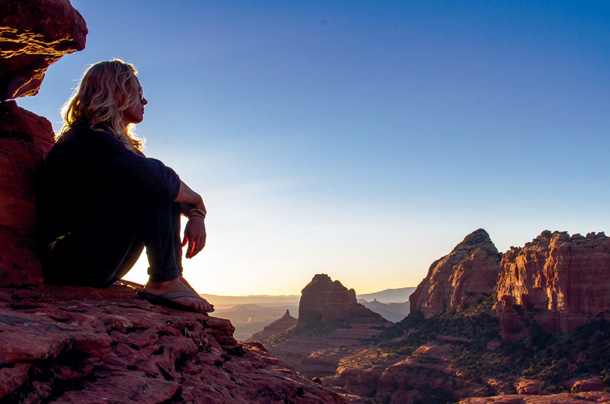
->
[495, 231, 610, 335]
[409, 229, 502, 317]
[299, 273, 375, 324]
[267, 275, 390, 379]
[320, 230, 610, 403]
[0, 100, 54, 286]
[248, 309, 297, 342]
[0, 284, 348, 403]
[0, 0, 87, 100]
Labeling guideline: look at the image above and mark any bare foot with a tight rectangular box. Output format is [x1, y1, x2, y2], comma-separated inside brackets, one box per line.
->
[143, 278, 214, 312]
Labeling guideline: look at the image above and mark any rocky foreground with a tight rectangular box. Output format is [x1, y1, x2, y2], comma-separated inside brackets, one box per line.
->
[0, 283, 348, 403]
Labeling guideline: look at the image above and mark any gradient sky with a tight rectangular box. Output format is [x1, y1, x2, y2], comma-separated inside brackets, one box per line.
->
[20, 0, 610, 296]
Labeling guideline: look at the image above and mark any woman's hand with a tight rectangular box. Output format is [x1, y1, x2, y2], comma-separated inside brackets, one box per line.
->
[182, 216, 206, 259]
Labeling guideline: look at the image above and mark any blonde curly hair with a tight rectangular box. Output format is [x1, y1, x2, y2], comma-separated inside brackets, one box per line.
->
[60, 59, 145, 152]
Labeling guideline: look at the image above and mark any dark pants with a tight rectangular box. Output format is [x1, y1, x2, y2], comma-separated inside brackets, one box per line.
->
[42, 201, 183, 287]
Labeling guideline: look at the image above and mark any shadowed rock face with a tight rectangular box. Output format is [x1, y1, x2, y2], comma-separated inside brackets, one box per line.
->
[298, 273, 360, 324]
[0, 101, 54, 286]
[496, 230, 610, 336]
[0, 0, 87, 100]
[0, 0, 85, 285]
[409, 228, 502, 317]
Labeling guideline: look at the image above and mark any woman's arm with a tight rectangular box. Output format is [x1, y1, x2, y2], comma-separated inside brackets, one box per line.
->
[175, 180, 206, 212]
[175, 180, 207, 259]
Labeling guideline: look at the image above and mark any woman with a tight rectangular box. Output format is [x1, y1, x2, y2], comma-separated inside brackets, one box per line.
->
[38, 59, 214, 313]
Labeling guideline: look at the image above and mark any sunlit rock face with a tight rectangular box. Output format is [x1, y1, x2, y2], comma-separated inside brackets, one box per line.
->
[0, 101, 54, 286]
[0, 0, 87, 100]
[496, 230, 610, 335]
[409, 228, 502, 317]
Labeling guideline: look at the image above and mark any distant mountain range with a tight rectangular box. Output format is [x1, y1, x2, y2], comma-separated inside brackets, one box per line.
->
[357, 287, 416, 303]
[206, 286, 417, 339]
[201, 286, 416, 309]
[357, 287, 416, 322]
[200, 294, 300, 310]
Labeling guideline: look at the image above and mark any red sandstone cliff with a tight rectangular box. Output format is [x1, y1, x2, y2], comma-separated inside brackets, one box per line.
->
[409, 228, 502, 317]
[324, 230, 610, 404]
[495, 230, 610, 336]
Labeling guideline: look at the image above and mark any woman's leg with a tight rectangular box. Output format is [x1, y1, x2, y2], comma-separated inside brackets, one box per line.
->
[42, 221, 142, 287]
[42, 201, 181, 288]
[141, 202, 182, 283]
[42, 200, 213, 311]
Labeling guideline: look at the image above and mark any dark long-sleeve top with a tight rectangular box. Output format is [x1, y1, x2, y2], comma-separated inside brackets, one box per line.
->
[38, 125, 181, 244]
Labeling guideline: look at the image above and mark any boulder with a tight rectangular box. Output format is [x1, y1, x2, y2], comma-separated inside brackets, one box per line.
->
[0, 0, 87, 100]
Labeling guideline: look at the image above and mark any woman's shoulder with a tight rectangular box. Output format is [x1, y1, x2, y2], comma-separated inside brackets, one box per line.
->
[61, 124, 113, 137]
[57, 124, 122, 147]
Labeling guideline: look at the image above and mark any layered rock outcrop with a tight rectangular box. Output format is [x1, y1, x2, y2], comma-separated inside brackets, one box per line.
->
[298, 273, 375, 324]
[495, 231, 610, 336]
[0, 284, 348, 403]
[248, 309, 297, 342]
[409, 229, 502, 317]
[0, 0, 87, 99]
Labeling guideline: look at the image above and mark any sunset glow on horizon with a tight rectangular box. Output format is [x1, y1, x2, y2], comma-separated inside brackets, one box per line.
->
[20, 0, 610, 296]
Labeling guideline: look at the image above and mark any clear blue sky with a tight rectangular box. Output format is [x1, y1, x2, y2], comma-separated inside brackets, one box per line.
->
[20, 0, 610, 295]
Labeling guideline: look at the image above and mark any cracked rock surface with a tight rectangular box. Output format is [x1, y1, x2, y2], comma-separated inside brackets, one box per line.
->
[0, 284, 348, 404]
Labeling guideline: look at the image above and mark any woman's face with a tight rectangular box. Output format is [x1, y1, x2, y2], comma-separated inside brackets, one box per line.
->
[122, 77, 148, 126]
